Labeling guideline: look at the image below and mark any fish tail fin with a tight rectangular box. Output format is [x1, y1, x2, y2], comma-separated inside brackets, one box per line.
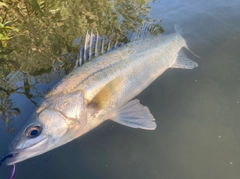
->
[171, 49, 198, 69]
[174, 24, 182, 34]
[174, 25, 200, 58]
[184, 44, 200, 58]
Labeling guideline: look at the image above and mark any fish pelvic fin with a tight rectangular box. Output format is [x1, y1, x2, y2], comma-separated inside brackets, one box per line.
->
[171, 49, 198, 69]
[110, 99, 157, 130]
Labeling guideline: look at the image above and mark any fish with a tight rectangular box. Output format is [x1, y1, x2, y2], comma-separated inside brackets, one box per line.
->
[2, 25, 198, 165]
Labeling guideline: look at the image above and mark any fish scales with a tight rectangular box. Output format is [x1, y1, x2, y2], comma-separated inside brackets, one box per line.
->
[48, 33, 182, 102]
[2, 27, 198, 166]
[87, 34, 187, 119]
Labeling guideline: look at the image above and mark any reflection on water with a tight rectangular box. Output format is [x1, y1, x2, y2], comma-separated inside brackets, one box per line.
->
[0, 0, 163, 129]
[1, 0, 240, 179]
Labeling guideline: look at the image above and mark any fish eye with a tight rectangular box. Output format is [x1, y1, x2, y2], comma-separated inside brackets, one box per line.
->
[25, 125, 42, 138]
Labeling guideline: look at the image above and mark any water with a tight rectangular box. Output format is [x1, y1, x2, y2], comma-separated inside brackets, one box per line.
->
[1, 0, 240, 178]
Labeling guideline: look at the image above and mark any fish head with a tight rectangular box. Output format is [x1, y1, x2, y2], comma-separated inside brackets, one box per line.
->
[4, 91, 87, 165]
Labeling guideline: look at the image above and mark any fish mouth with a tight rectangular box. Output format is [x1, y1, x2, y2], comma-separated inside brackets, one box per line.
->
[5, 138, 49, 166]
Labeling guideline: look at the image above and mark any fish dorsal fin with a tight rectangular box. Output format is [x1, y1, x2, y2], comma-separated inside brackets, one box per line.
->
[78, 31, 99, 66]
[111, 99, 156, 130]
[89, 76, 124, 110]
[171, 49, 198, 69]
[76, 31, 121, 67]
[72, 23, 163, 68]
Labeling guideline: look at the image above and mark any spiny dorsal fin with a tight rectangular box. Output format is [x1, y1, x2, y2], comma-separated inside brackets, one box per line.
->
[76, 32, 120, 68]
[74, 23, 163, 68]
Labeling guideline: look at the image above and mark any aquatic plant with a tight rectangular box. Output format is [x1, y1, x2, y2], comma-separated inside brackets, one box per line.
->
[0, 16, 19, 47]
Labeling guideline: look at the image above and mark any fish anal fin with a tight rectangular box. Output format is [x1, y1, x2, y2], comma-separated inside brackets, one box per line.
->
[111, 99, 157, 130]
[171, 49, 198, 69]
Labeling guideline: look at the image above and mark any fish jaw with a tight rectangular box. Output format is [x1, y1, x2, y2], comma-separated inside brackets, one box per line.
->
[5, 137, 49, 166]
[3, 109, 67, 165]
[4, 91, 89, 165]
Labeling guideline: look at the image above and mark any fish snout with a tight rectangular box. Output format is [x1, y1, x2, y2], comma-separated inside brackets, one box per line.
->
[0, 153, 18, 166]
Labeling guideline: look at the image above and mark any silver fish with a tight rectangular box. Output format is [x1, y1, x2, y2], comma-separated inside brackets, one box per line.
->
[4, 26, 198, 165]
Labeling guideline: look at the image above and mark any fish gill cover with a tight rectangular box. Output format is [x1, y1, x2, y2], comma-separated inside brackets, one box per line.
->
[0, 0, 163, 131]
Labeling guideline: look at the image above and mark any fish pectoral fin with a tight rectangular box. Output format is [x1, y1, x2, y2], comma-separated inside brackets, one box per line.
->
[89, 76, 124, 110]
[110, 99, 157, 130]
[171, 49, 198, 69]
